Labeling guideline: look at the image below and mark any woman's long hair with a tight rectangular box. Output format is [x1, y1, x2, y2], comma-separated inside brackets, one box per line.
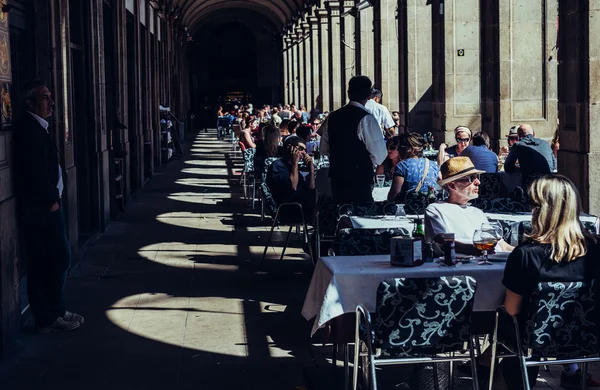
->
[527, 175, 592, 262]
[398, 132, 424, 159]
[262, 124, 281, 157]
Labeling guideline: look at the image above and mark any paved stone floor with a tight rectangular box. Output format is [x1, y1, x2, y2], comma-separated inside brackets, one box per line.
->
[0, 129, 596, 390]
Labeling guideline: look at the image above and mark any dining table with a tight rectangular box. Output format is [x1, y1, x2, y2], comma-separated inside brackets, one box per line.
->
[301, 254, 509, 336]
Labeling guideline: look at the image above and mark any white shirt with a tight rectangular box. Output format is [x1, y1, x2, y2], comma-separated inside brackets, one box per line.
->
[424, 202, 491, 245]
[319, 101, 387, 165]
[364, 99, 395, 131]
[28, 111, 63, 198]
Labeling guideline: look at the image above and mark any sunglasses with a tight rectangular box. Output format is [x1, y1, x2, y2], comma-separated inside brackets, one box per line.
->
[295, 146, 306, 152]
[455, 137, 470, 143]
[456, 173, 480, 184]
[387, 145, 399, 151]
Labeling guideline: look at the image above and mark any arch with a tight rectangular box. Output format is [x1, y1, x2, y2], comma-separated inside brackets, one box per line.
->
[183, 0, 290, 31]
[179, 0, 296, 24]
[190, 8, 278, 38]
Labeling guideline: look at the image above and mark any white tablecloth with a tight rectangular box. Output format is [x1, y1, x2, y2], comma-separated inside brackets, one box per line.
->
[351, 213, 600, 245]
[301, 254, 508, 336]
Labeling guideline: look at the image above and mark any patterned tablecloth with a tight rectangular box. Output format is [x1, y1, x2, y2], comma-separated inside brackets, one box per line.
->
[301, 254, 509, 336]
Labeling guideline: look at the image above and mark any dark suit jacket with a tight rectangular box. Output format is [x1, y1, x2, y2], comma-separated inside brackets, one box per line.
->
[13, 112, 61, 215]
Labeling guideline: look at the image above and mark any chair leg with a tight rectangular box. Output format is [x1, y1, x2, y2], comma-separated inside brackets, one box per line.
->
[332, 342, 337, 373]
[252, 177, 257, 209]
[582, 363, 589, 390]
[518, 356, 531, 390]
[352, 341, 361, 390]
[470, 337, 480, 390]
[368, 351, 377, 390]
[279, 224, 294, 261]
[260, 219, 278, 269]
[344, 343, 350, 390]
[432, 363, 441, 390]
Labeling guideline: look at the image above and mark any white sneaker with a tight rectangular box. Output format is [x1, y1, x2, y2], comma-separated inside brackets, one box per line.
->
[38, 317, 81, 332]
[63, 311, 84, 325]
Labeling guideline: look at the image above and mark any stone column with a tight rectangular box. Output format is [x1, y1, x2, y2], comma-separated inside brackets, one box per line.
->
[398, 0, 434, 133]
[327, 1, 343, 110]
[296, 25, 306, 109]
[498, 0, 557, 142]
[432, 0, 482, 144]
[316, 8, 331, 112]
[283, 37, 291, 104]
[309, 16, 321, 114]
[357, 1, 375, 80]
[289, 32, 298, 105]
[302, 21, 312, 110]
[341, 1, 356, 103]
[558, 0, 596, 214]
[377, 0, 400, 112]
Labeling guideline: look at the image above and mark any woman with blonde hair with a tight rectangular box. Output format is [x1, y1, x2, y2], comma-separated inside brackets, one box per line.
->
[500, 174, 600, 389]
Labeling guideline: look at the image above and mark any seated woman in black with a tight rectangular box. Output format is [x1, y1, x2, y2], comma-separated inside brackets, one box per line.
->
[255, 124, 282, 179]
[500, 175, 600, 389]
[266, 136, 316, 221]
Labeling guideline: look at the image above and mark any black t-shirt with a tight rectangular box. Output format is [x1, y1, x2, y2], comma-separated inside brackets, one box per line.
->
[503, 239, 599, 298]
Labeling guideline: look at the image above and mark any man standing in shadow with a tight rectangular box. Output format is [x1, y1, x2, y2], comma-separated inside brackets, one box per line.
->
[13, 80, 84, 332]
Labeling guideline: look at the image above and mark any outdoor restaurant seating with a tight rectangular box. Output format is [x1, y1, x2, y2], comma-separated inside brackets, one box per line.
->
[255, 156, 279, 212]
[353, 276, 480, 390]
[488, 280, 599, 390]
[260, 182, 315, 269]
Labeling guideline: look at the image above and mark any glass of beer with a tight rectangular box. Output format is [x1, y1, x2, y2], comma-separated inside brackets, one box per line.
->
[473, 224, 501, 265]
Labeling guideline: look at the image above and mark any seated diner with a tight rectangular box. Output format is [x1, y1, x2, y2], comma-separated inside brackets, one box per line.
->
[424, 156, 513, 254]
[387, 132, 440, 202]
[375, 136, 401, 183]
[266, 136, 316, 220]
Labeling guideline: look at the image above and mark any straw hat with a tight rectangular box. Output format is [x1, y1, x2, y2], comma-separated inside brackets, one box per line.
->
[438, 157, 485, 186]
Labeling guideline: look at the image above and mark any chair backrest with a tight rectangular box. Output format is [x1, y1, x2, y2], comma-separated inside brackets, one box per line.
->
[403, 192, 429, 215]
[516, 220, 598, 245]
[333, 228, 410, 256]
[374, 276, 477, 356]
[471, 197, 530, 213]
[525, 280, 598, 359]
[478, 173, 503, 199]
[242, 148, 255, 172]
[260, 182, 278, 216]
[255, 156, 279, 182]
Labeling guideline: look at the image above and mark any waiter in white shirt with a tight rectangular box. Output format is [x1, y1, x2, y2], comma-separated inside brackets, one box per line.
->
[364, 89, 396, 139]
[320, 76, 387, 204]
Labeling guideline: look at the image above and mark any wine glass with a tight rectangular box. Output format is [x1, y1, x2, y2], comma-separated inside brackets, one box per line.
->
[489, 221, 504, 241]
[473, 224, 501, 265]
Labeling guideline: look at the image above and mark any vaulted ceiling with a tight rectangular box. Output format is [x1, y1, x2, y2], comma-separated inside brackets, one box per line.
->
[174, 0, 315, 34]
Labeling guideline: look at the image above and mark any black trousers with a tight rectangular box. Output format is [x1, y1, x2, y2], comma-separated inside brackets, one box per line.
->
[23, 206, 71, 327]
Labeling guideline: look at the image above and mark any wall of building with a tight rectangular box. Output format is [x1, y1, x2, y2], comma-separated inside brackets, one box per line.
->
[0, 0, 189, 357]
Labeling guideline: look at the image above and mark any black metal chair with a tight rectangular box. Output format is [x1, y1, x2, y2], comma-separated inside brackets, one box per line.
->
[354, 276, 480, 390]
[259, 182, 314, 268]
[488, 280, 599, 390]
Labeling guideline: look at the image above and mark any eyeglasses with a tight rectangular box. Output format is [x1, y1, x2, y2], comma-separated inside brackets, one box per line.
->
[387, 145, 398, 151]
[456, 174, 480, 184]
[296, 146, 306, 151]
[456, 138, 470, 143]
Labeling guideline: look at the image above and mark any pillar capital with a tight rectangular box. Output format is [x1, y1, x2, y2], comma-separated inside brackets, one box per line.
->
[354, 0, 373, 11]
[308, 16, 319, 29]
[315, 8, 329, 21]
[325, 1, 342, 16]
[342, 0, 355, 13]
[301, 21, 310, 34]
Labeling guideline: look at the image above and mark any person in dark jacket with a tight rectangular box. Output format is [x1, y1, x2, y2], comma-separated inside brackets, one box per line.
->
[13, 80, 84, 332]
[504, 124, 556, 189]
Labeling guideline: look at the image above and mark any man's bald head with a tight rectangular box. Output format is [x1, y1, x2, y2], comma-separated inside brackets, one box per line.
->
[518, 124, 534, 138]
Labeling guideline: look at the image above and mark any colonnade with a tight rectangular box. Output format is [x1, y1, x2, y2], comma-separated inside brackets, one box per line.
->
[281, 0, 600, 215]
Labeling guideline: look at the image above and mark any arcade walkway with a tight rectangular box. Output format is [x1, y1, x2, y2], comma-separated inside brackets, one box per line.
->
[0, 130, 581, 389]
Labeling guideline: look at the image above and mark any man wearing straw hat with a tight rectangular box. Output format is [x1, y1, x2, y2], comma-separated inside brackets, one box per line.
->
[424, 157, 513, 254]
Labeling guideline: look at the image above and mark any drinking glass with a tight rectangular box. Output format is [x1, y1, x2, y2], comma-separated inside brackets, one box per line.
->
[376, 174, 385, 188]
[473, 224, 501, 265]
